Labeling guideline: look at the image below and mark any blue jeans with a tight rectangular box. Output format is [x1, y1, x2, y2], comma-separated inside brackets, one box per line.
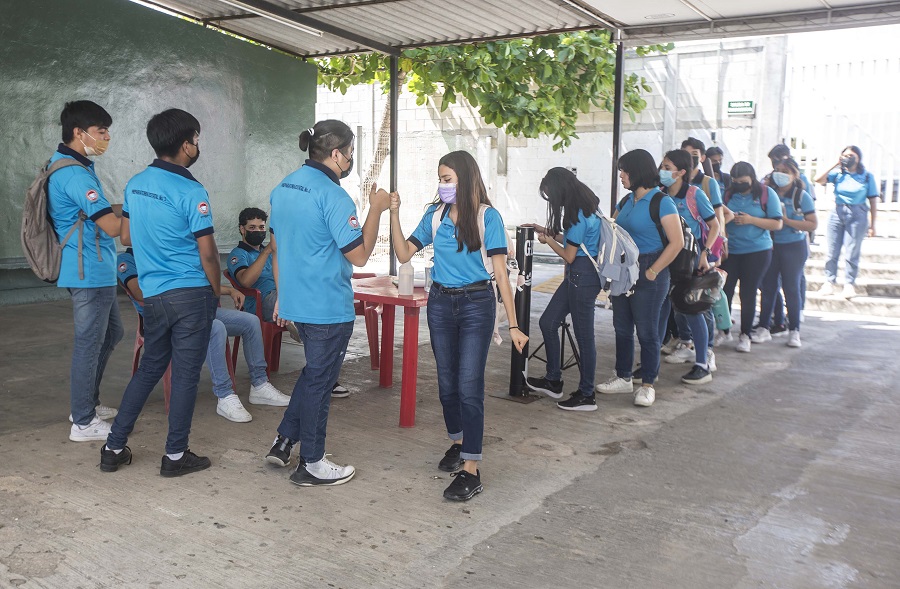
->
[107, 287, 217, 454]
[207, 308, 268, 398]
[277, 321, 353, 464]
[772, 273, 807, 326]
[825, 204, 868, 285]
[68, 286, 124, 426]
[427, 284, 495, 462]
[538, 257, 602, 394]
[722, 250, 772, 336]
[262, 290, 278, 323]
[612, 252, 670, 385]
[760, 240, 808, 331]
[672, 310, 710, 365]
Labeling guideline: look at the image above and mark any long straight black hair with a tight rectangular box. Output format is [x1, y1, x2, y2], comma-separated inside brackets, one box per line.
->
[433, 151, 492, 252]
[540, 167, 600, 236]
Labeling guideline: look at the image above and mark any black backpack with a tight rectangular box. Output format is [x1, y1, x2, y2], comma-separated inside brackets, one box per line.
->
[618, 192, 697, 284]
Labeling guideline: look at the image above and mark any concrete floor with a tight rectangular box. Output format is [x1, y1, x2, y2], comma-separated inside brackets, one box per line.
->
[0, 262, 898, 588]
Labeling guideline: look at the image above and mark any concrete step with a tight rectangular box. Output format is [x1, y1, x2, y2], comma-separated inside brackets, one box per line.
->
[803, 292, 900, 316]
[804, 259, 900, 281]
[807, 238, 900, 264]
[804, 276, 900, 298]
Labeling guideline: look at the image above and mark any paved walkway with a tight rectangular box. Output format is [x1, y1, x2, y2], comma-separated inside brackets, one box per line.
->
[0, 264, 897, 588]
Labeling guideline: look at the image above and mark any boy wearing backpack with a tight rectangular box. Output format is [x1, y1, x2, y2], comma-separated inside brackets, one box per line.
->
[46, 101, 125, 442]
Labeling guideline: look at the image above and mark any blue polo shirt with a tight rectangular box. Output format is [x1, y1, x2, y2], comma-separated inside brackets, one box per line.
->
[47, 145, 117, 288]
[827, 169, 878, 206]
[269, 160, 363, 324]
[726, 186, 783, 254]
[692, 171, 723, 208]
[615, 188, 679, 254]
[123, 160, 214, 298]
[563, 210, 602, 258]
[227, 241, 276, 315]
[773, 189, 816, 245]
[409, 204, 507, 288]
[116, 250, 144, 316]
[669, 183, 716, 241]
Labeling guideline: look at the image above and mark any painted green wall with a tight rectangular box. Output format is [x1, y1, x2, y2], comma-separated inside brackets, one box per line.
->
[0, 0, 317, 304]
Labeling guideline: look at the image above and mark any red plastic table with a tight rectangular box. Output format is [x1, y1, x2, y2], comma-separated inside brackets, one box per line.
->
[352, 276, 429, 427]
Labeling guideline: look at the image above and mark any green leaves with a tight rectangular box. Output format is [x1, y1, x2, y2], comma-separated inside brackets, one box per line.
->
[313, 31, 670, 150]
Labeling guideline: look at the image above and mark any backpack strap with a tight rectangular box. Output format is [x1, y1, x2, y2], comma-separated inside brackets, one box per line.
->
[685, 185, 702, 223]
[430, 203, 446, 242]
[649, 190, 667, 246]
[701, 175, 711, 201]
[47, 159, 91, 280]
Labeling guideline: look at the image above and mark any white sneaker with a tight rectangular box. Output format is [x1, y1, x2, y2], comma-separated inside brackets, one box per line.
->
[818, 282, 835, 296]
[291, 456, 356, 486]
[707, 349, 717, 372]
[596, 376, 634, 394]
[634, 386, 655, 407]
[799, 310, 805, 323]
[249, 382, 291, 406]
[217, 394, 252, 422]
[68, 403, 118, 423]
[736, 334, 752, 353]
[660, 339, 680, 355]
[842, 283, 857, 298]
[713, 330, 733, 347]
[69, 415, 112, 442]
[664, 341, 695, 364]
[750, 327, 772, 343]
[787, 329, 802, 348]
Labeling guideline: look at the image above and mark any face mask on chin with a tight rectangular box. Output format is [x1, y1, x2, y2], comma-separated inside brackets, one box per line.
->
[80, 130, 109, 157]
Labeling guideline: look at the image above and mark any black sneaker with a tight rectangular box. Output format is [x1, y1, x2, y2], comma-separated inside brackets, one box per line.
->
[525, 376, 564, 399]
[770, 323, 788, 336]
[681, 364, 712, 385]
[443, 469, 483, 501]
[160, 450, 211, 478]
[631, 365, 658, 384]
[331, 382, 350, 398]
[556, 392, 598, 412]
[266, 435, 294, 467]
[100, 445, 132, 473]
[438, 443, 464, 472]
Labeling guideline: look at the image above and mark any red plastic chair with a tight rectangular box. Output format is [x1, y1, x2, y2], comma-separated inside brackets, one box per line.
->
[352, 273, 381, 370]
[120, 282, 236, 414]
[224, 270, 287, 376]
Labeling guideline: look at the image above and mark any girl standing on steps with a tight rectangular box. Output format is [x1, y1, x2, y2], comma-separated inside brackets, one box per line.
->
[389, 150, 528, 502]
[523, 168, 603, 412]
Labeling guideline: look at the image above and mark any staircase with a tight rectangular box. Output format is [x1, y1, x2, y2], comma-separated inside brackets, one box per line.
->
[804, 237, 900, 316]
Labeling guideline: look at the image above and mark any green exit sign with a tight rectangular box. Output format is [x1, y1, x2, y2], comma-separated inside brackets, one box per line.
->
[727, 100, 756, 116]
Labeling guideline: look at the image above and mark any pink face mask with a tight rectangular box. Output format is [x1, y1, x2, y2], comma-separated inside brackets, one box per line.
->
[438, 183, 457, 204]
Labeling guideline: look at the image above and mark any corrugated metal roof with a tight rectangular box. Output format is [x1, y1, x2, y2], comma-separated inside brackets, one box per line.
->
[129, 0, 900, 56]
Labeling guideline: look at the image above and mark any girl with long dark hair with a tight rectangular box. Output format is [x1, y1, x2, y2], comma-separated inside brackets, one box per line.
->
[525, 168, 603, 411]
[389, 151, 527, 501]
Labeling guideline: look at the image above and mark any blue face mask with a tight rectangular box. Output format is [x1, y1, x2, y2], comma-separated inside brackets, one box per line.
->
[438, 183, 457, 204]
[771, 172, 792, 188]
[659, 170, 677, 187]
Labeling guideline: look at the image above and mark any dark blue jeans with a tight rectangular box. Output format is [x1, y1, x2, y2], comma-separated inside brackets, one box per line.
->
[427, 284, 495, 462]
[277, 321, 353, 464]
[760, 240, 808, 331]
[611, 252, 671, 385]
[68, 286, 124, 425]
[721, 250, 772, 336]
[108, 286, 217, 454]
[538, 256, 602, 394]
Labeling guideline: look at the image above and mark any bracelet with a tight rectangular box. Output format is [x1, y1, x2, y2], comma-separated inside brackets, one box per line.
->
[648, 267, 658, 276]
[509, 326, 519, 331]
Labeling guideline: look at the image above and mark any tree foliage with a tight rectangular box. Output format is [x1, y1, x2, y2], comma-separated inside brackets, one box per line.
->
[316, 31, 672, 151]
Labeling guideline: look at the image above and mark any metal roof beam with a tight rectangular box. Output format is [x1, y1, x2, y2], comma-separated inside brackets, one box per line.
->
[206, 0, 411, 23]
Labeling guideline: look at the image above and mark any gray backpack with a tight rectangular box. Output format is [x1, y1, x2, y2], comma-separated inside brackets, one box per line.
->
[21, 159, 89, 283]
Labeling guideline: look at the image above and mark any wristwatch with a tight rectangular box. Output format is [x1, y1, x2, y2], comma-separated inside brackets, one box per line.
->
[703, 247, 712, 255]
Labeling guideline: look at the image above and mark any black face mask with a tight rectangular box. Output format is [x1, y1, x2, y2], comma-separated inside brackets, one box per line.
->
[691, 155, 700, 170]
[187, 143, 200, 168]
[245, 230, 266, 247]
[732, 181, 751, 193]
[841, 156, 857, 168]
[711, 162, 721, 174]
[336, 148, 354, 179]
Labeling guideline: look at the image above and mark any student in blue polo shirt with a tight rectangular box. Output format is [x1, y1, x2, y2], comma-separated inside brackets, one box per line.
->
[264, 119, 391, 487]
[596, 149, 683, 408]
[523, 168, 603, 412]
[102, 109, 221, 478]
[47, 101, 125, 443]
[228, 207, 350, 398]
[389, 150, 527, 501]
[706, 146, 732, 193]
[721, 161, 784, 353]
[117, 249, 290, 423]
[756, 158, 817, 349]
[815, 145, 880, 298]
[659, 150, 721, 385]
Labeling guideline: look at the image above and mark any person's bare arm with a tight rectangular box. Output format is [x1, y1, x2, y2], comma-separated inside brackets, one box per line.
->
[647, 214, 684, 281]
[119, 217, 131, 246]
[94, 212, 121, 238]
[197, 234, 221, 297]
[124, 276, 143, 303]
[492, 253, 528, 353]
[344, 184, 390, 267]
[235, 242, 273, 288]
[389, 192, 420, 264]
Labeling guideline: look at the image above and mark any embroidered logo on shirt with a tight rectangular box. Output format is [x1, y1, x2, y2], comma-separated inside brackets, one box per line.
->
[198, 201, 209, 215]
[118, 263, 127, 273]
[348, 216, 360, 229]
[86, 189, 99, 202]
[230, 256, 238, 265]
